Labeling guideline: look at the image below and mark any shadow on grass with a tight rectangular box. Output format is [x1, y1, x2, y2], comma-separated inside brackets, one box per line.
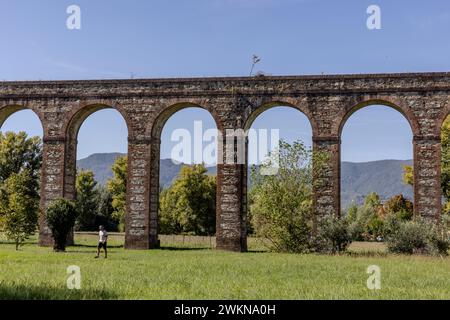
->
[71, 244, 124, 249]
[247, 250, 268, 253]
[159, 246, 211, 251]
[0, 284, 118, 300]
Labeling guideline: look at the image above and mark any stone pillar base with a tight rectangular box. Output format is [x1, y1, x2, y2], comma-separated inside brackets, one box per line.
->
[124, 234, 160, 250]
[216, 238, 247, 252]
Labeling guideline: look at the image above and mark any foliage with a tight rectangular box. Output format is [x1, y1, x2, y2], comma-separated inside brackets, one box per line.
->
[383, 194, 413, 221]
[0, 132, 42, 250]
[346, 192, 383, 241]
[402, 165, 414, 187]
[0, 131, 42, 191]
[107, 156, 127, 231]
[441, 117, 450, 206]
[159, 164, 216, 236]
[0, 170, 39, 250]
[363, 192, 381, 208]
[45, 198, 77, 251]
[314, 215, 352, 254]
[95, 185, 117, 231]
[386, 218, 449, 255]
[346, 193, 414, 241]
[249, 139, 328, 253]
[75, 170, 99, 231]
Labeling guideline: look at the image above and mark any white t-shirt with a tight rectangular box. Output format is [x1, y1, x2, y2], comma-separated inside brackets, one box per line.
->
[99, 230, 108, 243]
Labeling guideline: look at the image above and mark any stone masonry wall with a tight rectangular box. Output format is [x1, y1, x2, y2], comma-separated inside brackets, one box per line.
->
[0, 72, 449, 251]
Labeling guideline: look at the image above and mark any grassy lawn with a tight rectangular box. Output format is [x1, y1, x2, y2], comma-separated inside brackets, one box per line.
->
[0, 234, 449, 300]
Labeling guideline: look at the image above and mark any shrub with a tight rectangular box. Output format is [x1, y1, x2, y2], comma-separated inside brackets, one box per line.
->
[45, 198, 77, 252]
[250, 140, 322, 253]
[426, 219, 450, 256]
[386, 218, 449, 256]
[382, 213, 402, 238]
[314, 216, 352, 254]
[347, 205, 382, 241]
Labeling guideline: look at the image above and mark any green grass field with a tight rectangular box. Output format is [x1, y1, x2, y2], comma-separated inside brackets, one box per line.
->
[0, 233, 449, 300]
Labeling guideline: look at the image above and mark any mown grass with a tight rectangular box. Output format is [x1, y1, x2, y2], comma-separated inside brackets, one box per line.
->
[0, 233, 449, 300]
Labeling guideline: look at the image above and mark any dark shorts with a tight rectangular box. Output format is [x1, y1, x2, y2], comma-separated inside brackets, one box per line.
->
[98, 241, 107, 249]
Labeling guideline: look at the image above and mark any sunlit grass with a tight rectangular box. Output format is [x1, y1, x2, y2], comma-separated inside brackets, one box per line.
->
[0, 234, 448, 300]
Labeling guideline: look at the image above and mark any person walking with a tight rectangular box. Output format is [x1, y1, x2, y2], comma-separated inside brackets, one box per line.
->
[95, 225, 108, 259]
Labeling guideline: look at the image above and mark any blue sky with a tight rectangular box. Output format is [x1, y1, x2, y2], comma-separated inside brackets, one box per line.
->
[1, 0, 449, 161]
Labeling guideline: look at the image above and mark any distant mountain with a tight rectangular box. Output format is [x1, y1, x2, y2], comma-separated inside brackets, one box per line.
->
[76, 153, 215, 188]
[77, 153, 413, 208]
[341, 159, 413, 208]
[77, 153, 125, 185]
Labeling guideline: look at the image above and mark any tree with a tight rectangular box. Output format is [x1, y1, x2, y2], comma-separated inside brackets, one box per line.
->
[364, 192, 381, 208]
[249, 140, 326, 253]
[95, 185, 117, 231]
[45, 198, 77, 251]
[0, 131, 42, 197]
[159, 164, 216, 235]
[441, 117, 450, 213]
[75, 170, 99, 231]
[0, 170, 39, 250]
[402, 165, 414, 186]
[0, 132, 42, 249]
[347, 192, 384, 241]
[107, 156, 127, 231]
[383, 194, 413, 221]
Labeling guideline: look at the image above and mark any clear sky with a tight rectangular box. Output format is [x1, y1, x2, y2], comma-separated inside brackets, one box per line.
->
[1, 0, 448, 161]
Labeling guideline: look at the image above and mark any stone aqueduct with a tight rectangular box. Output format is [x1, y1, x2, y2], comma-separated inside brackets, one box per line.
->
[1, 72, 449, 251]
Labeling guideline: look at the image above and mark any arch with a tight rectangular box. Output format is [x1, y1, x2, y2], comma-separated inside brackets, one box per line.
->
[61, 102, 131, 201]
[435, 101, 450, 138]
[149, 102, 222, 140]
[339, 101, 415, 211]
[338, 99, 419, 138]
[150, 103, 220, 246]
[63, 102, 132, 141]
[243, 101, 318, 135]
[0, 104, 45, 133]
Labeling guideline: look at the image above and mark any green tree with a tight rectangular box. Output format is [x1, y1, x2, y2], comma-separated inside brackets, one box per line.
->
[159, 164, 216, 235]
[0, 131, 42, 197]
[345, 202, 358, 223]
[75, 170, 99, 231]
[0, 170, 39, 250]
[383, 194, 413, 221]
[45, 198, 77, 252]
[364, 192, 381, 208]
[95, 185, 116, 231]
[249, 140, 327, 253]
[441, 117, 450, 213]
[0, 132, 42, 249]
[347, 192, 384, 241]
[107, 156, 127, 231]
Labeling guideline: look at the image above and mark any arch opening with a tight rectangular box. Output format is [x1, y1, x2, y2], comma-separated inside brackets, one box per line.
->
[340, 104, 414, 237]
[157, 105, 218, 245]
[0, 107, 43, 138]
[68, 106, 129, 235]
[246, 105, 313, 166]
[0, 107, 44, 244]
[245, 105, 313, 236]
